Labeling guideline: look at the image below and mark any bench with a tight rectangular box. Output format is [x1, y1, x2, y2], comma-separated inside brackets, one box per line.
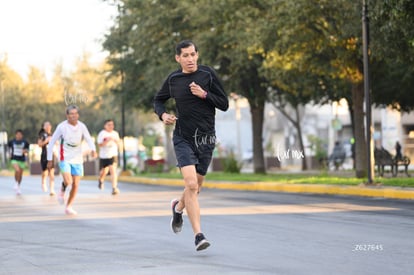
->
[394, 156, 411, 177]
[374, 147, 410, 177]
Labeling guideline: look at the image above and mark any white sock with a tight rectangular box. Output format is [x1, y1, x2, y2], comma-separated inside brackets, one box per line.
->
[174, 205, 183, 214]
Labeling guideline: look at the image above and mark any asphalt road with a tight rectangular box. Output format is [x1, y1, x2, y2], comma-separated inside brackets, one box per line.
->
[1, 175, 413, 275]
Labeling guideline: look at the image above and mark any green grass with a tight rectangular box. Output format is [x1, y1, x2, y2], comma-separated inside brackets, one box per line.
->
[378, 177, 414, 188]
[136, 171, 414, 188]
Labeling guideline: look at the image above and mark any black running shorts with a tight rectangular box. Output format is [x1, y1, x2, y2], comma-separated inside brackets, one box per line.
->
[173, 135, 215, 176]
[41, 160, 54, 171]
[99, 157, 118, 169]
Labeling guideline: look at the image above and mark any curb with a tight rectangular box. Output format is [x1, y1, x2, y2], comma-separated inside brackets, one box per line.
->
[116, 176, 414, 200]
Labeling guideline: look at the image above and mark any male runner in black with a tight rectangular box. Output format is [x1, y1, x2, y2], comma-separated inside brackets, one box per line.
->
[154, 40, 229, 251]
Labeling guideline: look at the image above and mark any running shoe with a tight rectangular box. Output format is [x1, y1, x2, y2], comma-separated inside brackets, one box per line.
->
[170, 199, 183, 234]
[65, 207, 77, 215]
[98, 180, 104, 190]
[58, 182, 66, 205]
[15, 184, 21, 195]
[195, 233, 210, 251]
[112, 188, 120, 195]
[50, 190, 56, 196]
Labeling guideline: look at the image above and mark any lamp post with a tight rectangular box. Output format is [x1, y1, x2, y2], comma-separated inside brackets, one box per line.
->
[0, 56, 8, 169]
[362, 0, 373, 183]
[0, 79, 4, 132]
[0, 79, 6, 169]
[0, 54, 5, 133]
[230, 93, 242, 160]
[120, 70, 127, 171]
[118, 3, 127, 172]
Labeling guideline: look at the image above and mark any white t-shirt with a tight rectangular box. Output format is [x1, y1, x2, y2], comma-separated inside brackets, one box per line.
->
[97, 130, 120, 159]
[47, 120, 96, 164]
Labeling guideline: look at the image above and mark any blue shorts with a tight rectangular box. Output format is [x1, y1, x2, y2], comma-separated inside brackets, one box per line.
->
[173, 135, 215, 176]
[59, 161, 84, 176]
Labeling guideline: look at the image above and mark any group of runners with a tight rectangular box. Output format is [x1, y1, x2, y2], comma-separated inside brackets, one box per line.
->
[6, 40, 228, 251]
[7, 110, 120, 212]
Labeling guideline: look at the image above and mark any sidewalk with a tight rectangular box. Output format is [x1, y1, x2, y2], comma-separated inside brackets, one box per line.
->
[114, 175, 414, 200]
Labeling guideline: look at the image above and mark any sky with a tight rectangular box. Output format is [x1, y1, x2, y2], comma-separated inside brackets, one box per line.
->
[0, 0, 117, 79]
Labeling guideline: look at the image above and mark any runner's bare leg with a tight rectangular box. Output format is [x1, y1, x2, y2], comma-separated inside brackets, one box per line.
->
[176, 165, 203, 235]
[49, 168, 55, 192]
[66, 175, 80, 208]
[109, 163, 118, 189]
[13, 164, 23, 183]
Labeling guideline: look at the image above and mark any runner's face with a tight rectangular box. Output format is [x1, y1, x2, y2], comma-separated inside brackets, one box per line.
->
[175, 45, 198, 73]
[67, 109, 79, 124]
[104, 121, 114, 132]
[43, 122, 52, 133]
[15, 132, 23, 140]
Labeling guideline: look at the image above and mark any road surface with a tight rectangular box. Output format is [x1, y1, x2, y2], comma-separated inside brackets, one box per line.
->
[1, 176, 413, 274]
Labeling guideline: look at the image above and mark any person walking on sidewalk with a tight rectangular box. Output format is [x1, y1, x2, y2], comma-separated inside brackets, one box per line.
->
[8, 129, 29, 195]
[38, 121, 56, 196]
[97, 119, 120, 195]
[47, 105, 97, 215]
[395, 141, 402, 161]
[154, 40, 229, 251]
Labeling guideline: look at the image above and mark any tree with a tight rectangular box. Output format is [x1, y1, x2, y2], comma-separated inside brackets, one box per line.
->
[0, 61, 61, 142]
[103, 0, 272, 173]
[370, 0, 414, 64]
[256, 0, 369, 177]
[0, 51, 127, 142]
[196, 1, 270, 173]
[103, 0, 183, 111]
[268, 89, 310, 170]
[370, 0, 414, 112]
[102, 0, 414, 176]
[69, 53, 115, 132]
[0, 58, 24, 135]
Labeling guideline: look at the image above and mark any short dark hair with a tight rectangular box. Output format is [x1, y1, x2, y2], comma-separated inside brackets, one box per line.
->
[15, 129, 23, 135]
[104, 119, 114, 125]
[66, 105, 79, 115]
[175, 40, 198, 55]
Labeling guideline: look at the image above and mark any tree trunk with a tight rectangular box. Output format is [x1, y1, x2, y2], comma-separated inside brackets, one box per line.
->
[294, 105, 308, 170]
[352, 83, 367, 178]
[250, 103, 266, 174]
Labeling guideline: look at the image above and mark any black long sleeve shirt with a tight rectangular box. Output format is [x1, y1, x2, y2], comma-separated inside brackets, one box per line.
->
[154, 65, 229, 142]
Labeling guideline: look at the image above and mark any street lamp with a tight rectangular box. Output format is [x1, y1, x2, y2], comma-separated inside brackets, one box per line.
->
[0, 67, 7, 169]
[230, 93, 242, 160]
[362, 0, 374, 183]
[0, 54, 5, 132]
[118, 3, 127, 172]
